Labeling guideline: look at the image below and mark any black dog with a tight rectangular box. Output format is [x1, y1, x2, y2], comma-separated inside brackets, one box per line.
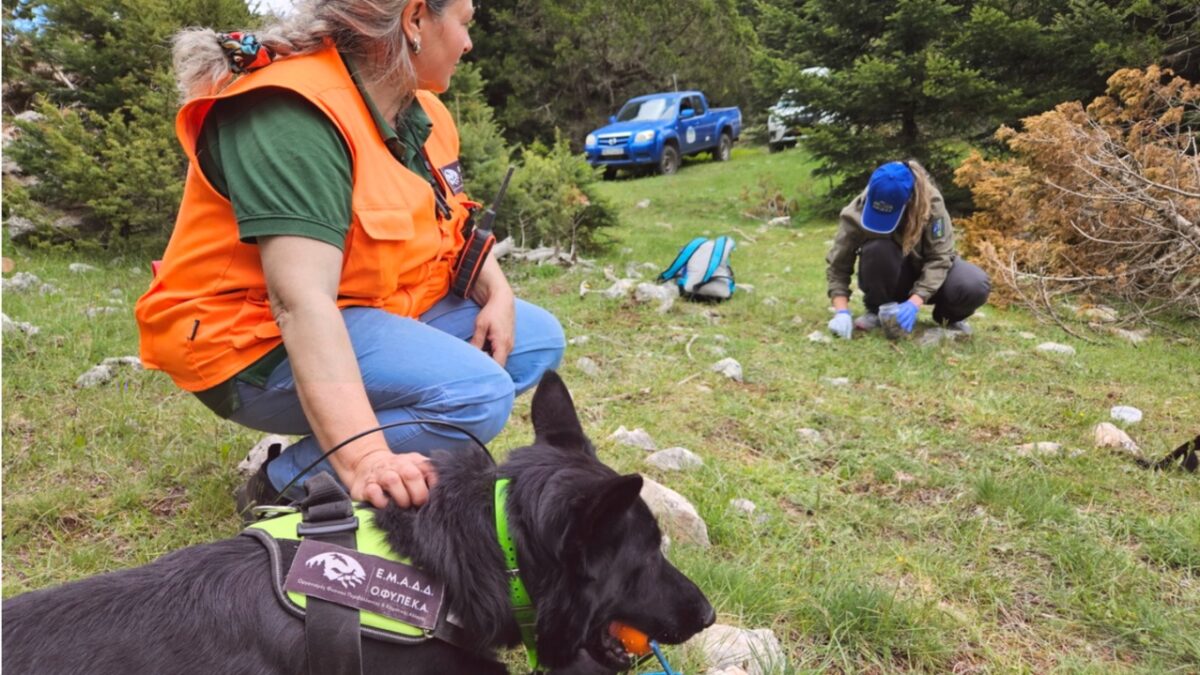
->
[3, 372, 715, 674]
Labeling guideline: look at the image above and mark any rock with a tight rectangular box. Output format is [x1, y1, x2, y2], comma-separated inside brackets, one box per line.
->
[1012, 441, 1062, 457]
[807, 331, 831, 344]
[1110, 405, 1143, 424]
[601, 279, 634, 299]
[635, 199, 651, 208]
[609, 425, 657, 451]
[75, 364, 117, 388]
[796, 428, 822, 443]
[633, 282, 678, 313]
[1108, 327, 1149, 344]
[762, 296, 779, 307]
[916, 327, 970, 347]
[69, 262, 99, 274]
[52, 214, 84, 233]
[7, 216, 37, 240]
[1093, 422, 1140, 455]
[15, 110, 44, 124]
[2, 313, 39, 336]
[75, 356, 142, 388]
[730, 498, 756, 514]
[567, 335, 590, 346]
[767, 216, 790, 227]
[692, 624, 785, 675]
[646, 447, 704, 471]
[84, 306, 122, 318]
[821, 376, 850, 387]
[2, 271, 41, 293]
[237, 434, 291, 476]
[575, 356, 600, 377]
[1036, 342, 1076, 356]
[640, 478, 710, 548]
[1018, 331, 1038, 340]
[38, 282, 60, 295]
[1078, 305, 1118, 322]
[706, 345, 727, 357]
[708, 667, 750, 675]
[711, 358, 743, 382]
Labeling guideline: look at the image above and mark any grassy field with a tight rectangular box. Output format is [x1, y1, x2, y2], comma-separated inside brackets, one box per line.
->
[3, 146, 1199, 673]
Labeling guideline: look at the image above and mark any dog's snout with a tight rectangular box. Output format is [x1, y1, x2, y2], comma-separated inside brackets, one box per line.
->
[699, 602, 717, 628]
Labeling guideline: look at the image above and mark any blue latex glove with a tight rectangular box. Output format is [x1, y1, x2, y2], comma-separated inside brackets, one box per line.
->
[896, 300, 919, 333]
[828, 309, 853, 339]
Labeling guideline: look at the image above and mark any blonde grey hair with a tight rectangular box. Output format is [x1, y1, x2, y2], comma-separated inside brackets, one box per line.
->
[899, 159, 934, 255]
[173, 0, 452, 104]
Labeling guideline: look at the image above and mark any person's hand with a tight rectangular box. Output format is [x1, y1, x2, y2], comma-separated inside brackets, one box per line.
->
[896, 300, 920, 333]
[828, 309, 853, 339]
[471, 290, 515, 367]
[345, 450, 438, 509]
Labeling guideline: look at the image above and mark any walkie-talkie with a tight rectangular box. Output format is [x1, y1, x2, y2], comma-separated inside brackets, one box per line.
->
[452, 166, 514, 298]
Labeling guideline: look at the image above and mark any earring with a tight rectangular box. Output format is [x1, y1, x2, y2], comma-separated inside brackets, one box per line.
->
[411, 40, 421, 55]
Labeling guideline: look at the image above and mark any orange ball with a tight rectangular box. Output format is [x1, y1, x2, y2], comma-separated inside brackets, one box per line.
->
[609, 621, 652, 657]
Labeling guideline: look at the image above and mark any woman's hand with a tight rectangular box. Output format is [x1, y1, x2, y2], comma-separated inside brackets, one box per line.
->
[469, 255, 516, 367]
[345, 449, 438, 509]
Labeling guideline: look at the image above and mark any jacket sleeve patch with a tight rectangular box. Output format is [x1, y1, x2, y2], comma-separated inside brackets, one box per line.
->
[931, 218, 945, 239]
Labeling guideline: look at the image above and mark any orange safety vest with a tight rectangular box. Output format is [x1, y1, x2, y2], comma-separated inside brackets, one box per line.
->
[134, 47, 471, 392]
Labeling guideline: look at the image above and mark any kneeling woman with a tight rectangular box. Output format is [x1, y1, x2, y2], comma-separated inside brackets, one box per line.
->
[825, 160, 990, 339]
[136, 0, 564, 513]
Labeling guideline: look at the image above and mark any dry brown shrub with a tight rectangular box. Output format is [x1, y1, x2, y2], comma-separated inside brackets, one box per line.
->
[954, 66, 1200, 326]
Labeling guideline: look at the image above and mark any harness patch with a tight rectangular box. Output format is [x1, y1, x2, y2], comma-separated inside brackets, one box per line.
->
[285, 538, 446, 631]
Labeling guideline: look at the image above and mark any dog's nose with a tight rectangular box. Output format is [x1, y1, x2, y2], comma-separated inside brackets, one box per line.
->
[699, 603, 716, 628]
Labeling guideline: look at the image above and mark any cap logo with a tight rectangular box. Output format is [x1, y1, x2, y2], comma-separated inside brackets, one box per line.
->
[871, 200, 896, 214]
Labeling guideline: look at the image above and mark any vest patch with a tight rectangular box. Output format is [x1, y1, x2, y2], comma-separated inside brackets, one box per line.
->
[440, 161, 465, 195]
[285, 538, 446, 630]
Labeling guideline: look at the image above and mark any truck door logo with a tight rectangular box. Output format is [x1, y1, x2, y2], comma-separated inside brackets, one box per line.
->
[686, 127, 696, 144]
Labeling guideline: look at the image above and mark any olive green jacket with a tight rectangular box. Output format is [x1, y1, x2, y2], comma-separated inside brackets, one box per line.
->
[825, 188, 957, 302]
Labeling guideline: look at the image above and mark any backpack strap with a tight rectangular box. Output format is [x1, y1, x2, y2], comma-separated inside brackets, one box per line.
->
[699, 236, 731, 286]
[658, 237, 709, 282]
[298, 473, 363, 675]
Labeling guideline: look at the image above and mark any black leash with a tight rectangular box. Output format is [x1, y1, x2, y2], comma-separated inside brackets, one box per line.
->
[274, 419, 494, 504]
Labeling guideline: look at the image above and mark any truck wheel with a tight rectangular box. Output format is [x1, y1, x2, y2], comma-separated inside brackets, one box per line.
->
[658, 145, 680, 175]
[714, 132, 732, 161]
[602, 166, 618, 181]
[768, 142, 783, 153]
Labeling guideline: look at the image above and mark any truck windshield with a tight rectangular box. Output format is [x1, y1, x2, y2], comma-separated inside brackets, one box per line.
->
[616, 97, 674, 122]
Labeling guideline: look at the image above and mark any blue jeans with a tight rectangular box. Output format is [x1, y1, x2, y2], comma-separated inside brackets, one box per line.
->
[227, 294, 565, 494]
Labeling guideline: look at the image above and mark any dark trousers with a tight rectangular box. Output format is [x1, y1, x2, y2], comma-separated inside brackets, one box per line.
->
[857, 239, 990, 324]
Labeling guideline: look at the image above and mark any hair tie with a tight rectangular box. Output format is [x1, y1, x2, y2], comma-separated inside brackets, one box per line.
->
[217, 32, 275, 73]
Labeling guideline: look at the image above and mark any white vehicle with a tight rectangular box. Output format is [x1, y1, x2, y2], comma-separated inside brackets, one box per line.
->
[767, 68, 831, 153]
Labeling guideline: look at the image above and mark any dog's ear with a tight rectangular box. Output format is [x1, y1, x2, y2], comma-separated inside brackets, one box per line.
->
[531, 370, 587, 449]
[583, 474, 644, 531]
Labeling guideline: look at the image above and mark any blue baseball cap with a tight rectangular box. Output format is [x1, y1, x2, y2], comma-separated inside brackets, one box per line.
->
[861, 162, 914, 234]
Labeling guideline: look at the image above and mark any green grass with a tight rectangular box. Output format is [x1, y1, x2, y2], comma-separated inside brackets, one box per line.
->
[4, 146, 1199, 672]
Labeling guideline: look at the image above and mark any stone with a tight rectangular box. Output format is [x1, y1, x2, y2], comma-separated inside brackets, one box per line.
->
[796, 428, 822, 443]
[2, 271, 40, 293]
[52, 214, 84, 232]
[821, 377, 850, 387]
[1078, 305, 1118, 322]
[640, 478, 710, 548]
[916, 327, 971, 347]
[646, 447, 704, 471]
[609, 425, 657, 451]
[762, 296, 779, 307]
[69, 262, 99, 274]
[1012, 441, 1062, 457]
[807, 331, 831, 344]
[1018, 331, 1038, 340]
[635, 199, 651, 209]
[708, 667, 750, 675]
[1093, 422, 1140, 455]
[1, 313, 39, 336]
[1036, 342, 1076, 356]
[575, 356, 600, 377]
[567, 335, 590, 346]
[84, 306, 122, 318]
[237, 434, 292, 476]
[1110, 405, 1143, 424]
[15, 110, 44, 124]
[7, 216, 37, 240]
[711, 358, 743, 382]
[692, 624, 785, 675]
[767, 216, 790, 227]
[633, 282, 678, 313]
[75, 364, 116, 388]
[1108, 327, 1149, 344]
[730, 498, 756, 514]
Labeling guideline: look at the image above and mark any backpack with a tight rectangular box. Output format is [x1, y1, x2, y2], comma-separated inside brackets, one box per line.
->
[658, 236, 736, 301]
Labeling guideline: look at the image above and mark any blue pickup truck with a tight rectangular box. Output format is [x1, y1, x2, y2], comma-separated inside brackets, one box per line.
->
[584, 91, 742, 178]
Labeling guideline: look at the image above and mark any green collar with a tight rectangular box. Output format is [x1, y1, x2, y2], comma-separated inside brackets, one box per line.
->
[340, 52, 434, 181]
[495, 478, 540, 671]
